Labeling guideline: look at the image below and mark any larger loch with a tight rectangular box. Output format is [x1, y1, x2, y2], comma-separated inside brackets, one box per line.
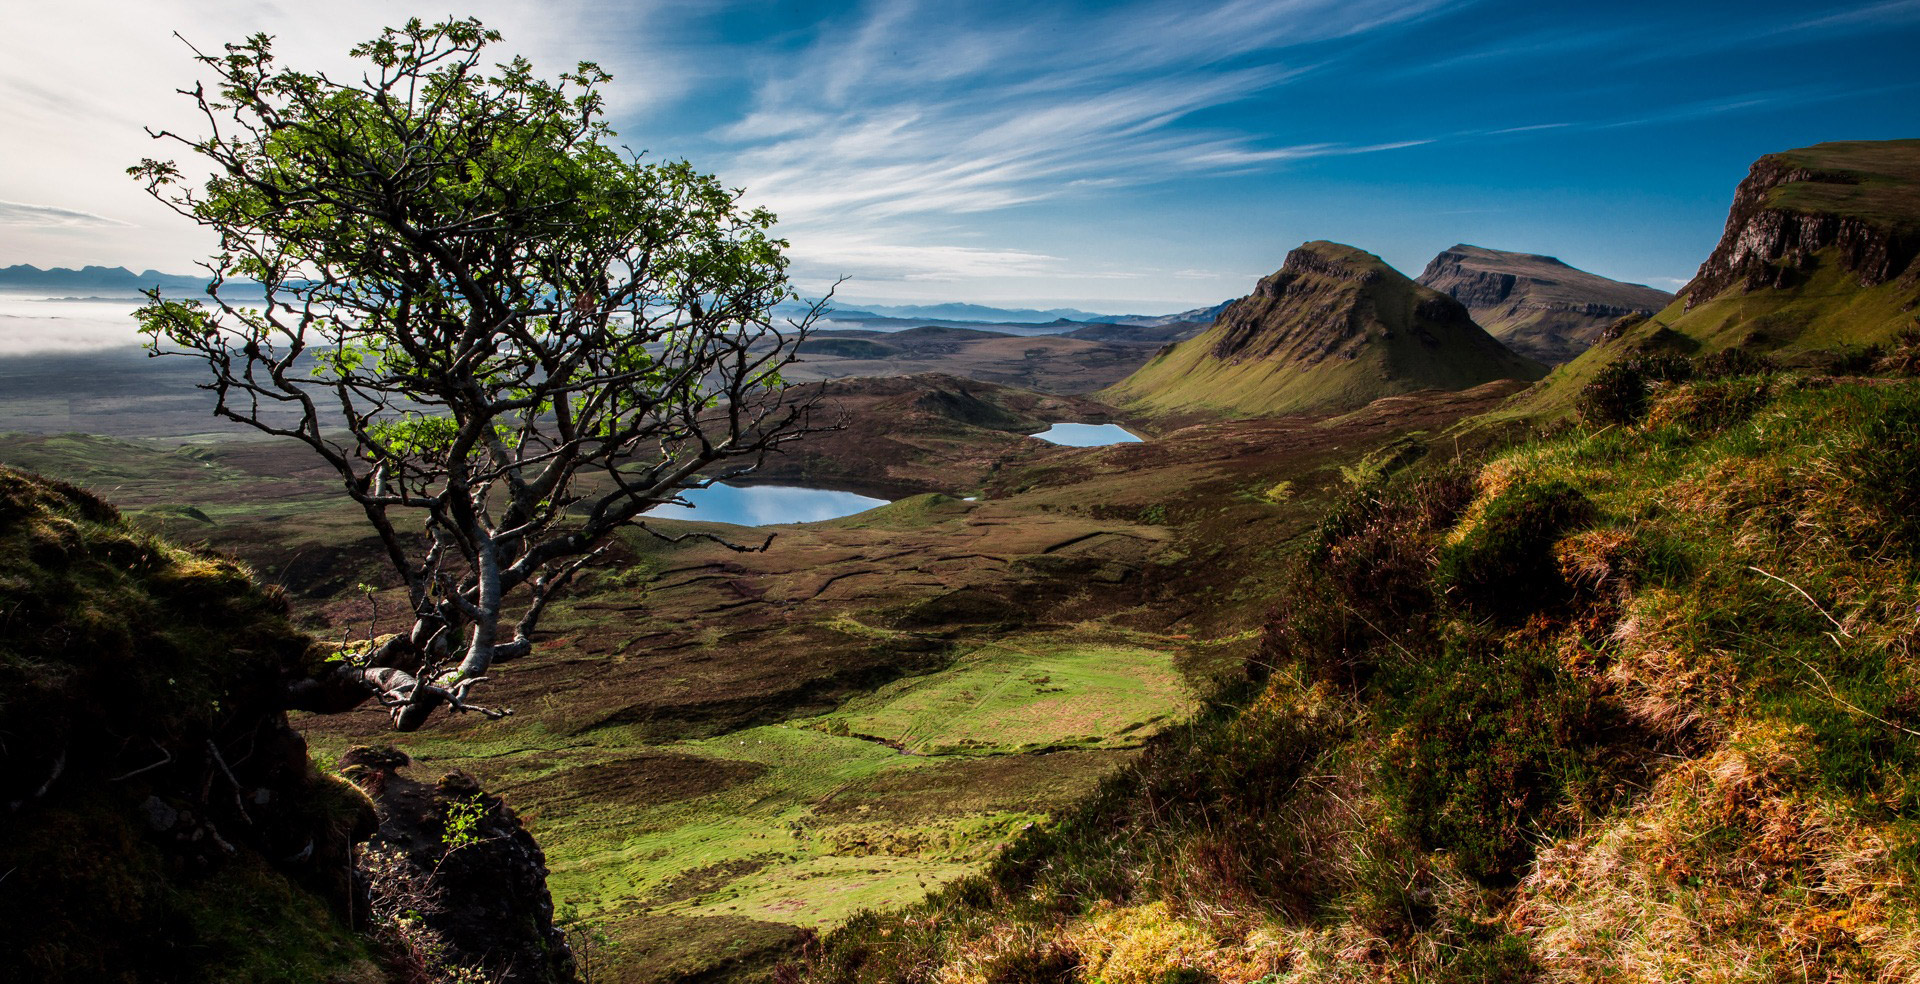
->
[643, 483, 889, 525]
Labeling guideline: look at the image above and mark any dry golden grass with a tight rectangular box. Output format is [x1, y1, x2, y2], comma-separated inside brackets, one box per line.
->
[1519, 722, 1920, 983]
[1604, 589, 1740, 740]
[1556, 528, 1639, 599]
[1067, 902, 1243, 983]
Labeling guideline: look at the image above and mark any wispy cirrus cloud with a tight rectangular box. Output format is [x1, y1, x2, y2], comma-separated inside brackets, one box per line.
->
[0, 200, 133, 229]
[790, 231, 1064, 283]
[708, 0, 1448, 286]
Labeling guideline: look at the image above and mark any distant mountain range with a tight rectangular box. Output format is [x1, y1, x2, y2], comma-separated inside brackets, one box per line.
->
[0, 264, 207, 294]
[1107, 300, 1237, 328]
[6, 267, 1234, 329]
[832, 301, 1122, 323]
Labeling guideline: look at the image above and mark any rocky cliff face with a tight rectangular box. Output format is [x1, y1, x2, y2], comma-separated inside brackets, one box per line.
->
[1417, 245, 1672, 364]
[1103, 242, 1543, 418]
[1682, 141, 1920, 308]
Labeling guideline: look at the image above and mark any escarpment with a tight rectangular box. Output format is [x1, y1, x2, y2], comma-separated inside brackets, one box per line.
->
[1506, 139, 1920, 418]
[1683, 139, 1920, 306]
[1103, 241, 1543, 418]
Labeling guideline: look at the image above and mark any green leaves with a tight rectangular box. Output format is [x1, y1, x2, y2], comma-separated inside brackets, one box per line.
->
[368, 414, 462, 457]
[134, 297, 214, 347]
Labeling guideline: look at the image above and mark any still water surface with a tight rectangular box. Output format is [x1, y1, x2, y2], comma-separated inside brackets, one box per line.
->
[1029, 422, 1142, 447]
[642, 483, 888, 526]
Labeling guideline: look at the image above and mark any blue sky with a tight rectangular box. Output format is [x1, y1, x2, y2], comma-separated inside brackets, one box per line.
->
[2, 0, 1916, 313]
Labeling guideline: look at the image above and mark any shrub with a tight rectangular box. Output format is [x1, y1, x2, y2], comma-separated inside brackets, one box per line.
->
[1823, 343, 1887, 374]
[1341, 829, 1440, 935]
[1576, 354, 1695, 426]
[1431, 927, 1539, 984]
[1435, 480, 1594, 621]
[1873, 327, 1920, 377]
[981, 936, 1079, 984]
[1266, 464, 1476, 685]
[1693, 346, 1776, 379]
[1384, 640, 1616, 884]
[1643, 376, 1774, 433]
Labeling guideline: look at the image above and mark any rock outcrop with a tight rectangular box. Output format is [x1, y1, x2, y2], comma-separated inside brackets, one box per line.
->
[343, 747, 576, 984]
[1103, 242, 1544, 418]
[1682, 140, 1920, 307]
[1417, 244, 1673, 364]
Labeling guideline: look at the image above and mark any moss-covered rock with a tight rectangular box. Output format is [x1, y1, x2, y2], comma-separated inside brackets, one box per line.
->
[0, 467, 380, 983]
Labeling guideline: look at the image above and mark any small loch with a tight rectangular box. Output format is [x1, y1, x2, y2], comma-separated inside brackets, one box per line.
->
[1028, 422, 1143, 447]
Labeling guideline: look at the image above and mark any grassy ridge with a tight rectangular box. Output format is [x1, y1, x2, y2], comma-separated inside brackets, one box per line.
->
[1766, 139, 1920, 226]
[789, 372, 1920, 983]
[0, 468, 379, 984]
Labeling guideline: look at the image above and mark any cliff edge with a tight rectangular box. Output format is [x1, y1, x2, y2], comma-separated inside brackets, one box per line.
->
[1683, 139, 1920, 306]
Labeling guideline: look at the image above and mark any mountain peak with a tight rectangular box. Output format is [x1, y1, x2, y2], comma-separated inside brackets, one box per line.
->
[0, 264, 206, 293]
[1268, 240, 1398, 285]
[1435, 243, 1574, 270]
[1103, 241, 1542, 417]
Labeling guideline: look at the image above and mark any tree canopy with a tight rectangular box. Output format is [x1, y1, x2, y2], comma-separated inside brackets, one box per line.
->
[132, 17, 824, 729]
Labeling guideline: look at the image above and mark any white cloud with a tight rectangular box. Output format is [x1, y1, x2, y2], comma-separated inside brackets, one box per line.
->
[0, 296, 149, 355]
[787, 231, 1063, 284]
[0, 0, 1445, 304]
[0, 200, 133, 228]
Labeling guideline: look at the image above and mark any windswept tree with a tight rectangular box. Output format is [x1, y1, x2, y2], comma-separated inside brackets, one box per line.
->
[132, 18, 825, 730]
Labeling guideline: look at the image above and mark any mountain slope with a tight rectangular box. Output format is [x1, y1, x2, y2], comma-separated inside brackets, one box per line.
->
[1416, 244, 1672, 364]
[1514, 139, 1920, 416]
[1102, 241, 1544, 418]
